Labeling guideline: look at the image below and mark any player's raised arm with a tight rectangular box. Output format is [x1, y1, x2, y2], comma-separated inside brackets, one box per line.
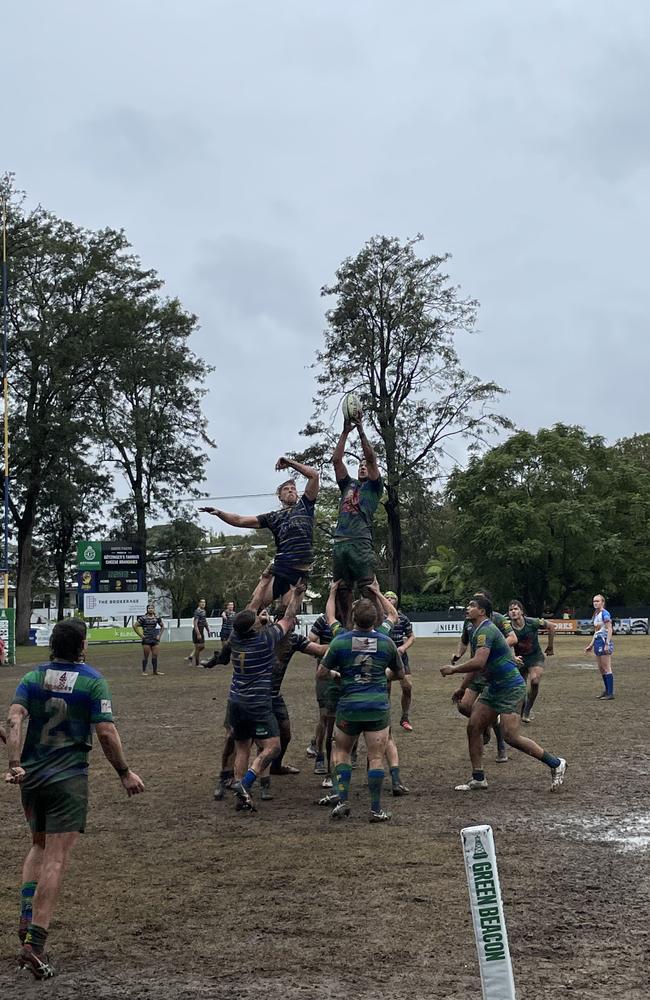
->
[325, 580, 340, 626]
[367, 578, 398, 624]
[276, 457, 320, 501]
[276, 582, 306, 635]
[354, 417, 380, 481]
[198, 507, 261, 529]
[331, 424, 351, 483]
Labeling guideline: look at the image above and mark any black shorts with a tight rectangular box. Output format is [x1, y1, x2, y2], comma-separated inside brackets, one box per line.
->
[400, 655, 411, 676]
[229, 701, 280, 742]
[272, 564, 310, 600]
[141, 638, 160, 647]
[22, 775, 89, 834]
[223, 700, 232, 730]
[272, 694, 290, 723]
[193, 631, 206, 646]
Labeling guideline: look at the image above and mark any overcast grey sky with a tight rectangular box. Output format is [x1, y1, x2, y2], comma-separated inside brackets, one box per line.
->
[5, 1, 648, 525]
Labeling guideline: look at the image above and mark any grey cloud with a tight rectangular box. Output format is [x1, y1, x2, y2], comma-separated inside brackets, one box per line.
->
[76, 107, 214, 177]
[193, 235, 321, 334]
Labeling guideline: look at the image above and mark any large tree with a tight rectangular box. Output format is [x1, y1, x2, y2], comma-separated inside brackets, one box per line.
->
[447, 424, 650, 613]
[1, 178, 213, 639]
[0, 183, 143, 640]
[93, 287, 214, 576]
[299, 235, 510, 597]
[37, 455, 111, 621]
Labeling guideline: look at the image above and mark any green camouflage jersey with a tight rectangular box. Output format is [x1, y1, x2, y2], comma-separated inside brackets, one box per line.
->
[321, 627, 400, 716]
[462, 610, 513, 645]
[12, 661, 114, 790]
[334, 475, 383, 543]
[511, 617, 547, 667]
[471, 620, 525, 693]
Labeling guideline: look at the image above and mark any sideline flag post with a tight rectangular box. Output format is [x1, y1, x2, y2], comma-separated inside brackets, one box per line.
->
[461, 825, 517, 1000]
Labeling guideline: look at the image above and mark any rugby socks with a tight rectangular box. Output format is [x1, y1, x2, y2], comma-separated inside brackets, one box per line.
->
[604, 673, 614, 696]
[472, 770, 485, 783]
[20, 882, 37, 924]
[493, 721, 507, 755]
[141, 658, 147, 673]
[220, 768, 233, 785]
[390, 766, 402, 788]
[241, 768, 257, 791]
[152, 656, 158, 674]
[367, 769, 384, 812]
[334, 763, 352, 803]
[541, 751, 561, 769]
[25, 924, 48, 954]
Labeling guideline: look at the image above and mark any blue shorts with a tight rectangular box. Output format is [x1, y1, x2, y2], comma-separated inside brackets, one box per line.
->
[594, 636, 613, 656]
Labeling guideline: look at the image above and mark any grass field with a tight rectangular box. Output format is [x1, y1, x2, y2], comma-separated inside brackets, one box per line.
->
[0, 636, 648, 999]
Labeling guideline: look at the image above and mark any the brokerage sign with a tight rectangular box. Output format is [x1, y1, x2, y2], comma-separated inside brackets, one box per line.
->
[83, 592, 149, 618]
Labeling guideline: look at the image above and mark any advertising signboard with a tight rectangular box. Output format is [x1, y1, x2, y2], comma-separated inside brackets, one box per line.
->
[84, 592, 149, 618]
[0, 607, 16, 664]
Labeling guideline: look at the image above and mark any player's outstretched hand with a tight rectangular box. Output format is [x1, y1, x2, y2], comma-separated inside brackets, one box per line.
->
[440, 665, 454, 677]
[5, 765, 25, 785]
[121, 770, 145, 797]
[329, 579, 341, 593]
[275, 456, 291, 471]
[198, 506, 217, 515]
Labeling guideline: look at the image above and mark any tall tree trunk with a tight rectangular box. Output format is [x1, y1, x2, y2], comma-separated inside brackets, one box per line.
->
[56, 559, 66, 621]
[384, 483, 402, 599]
[15, 516, 35, 644]
[135, 487, 147, 589]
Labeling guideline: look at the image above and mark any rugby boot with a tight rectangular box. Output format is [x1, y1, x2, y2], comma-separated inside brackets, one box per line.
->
[550, 758, 568, 792]
[317, 792, 340, 806]
[232, 781, 256, 812]
[391, 782, 409, 797]
[19, 944, 54, 980]
[369, 809, 392, 823]
[330, 801, 351, 820]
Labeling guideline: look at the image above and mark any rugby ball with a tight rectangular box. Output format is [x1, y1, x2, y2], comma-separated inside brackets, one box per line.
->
[342, 392, 363, 423]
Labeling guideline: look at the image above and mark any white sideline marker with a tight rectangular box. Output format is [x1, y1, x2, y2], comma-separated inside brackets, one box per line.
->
[461, 824, 517, 1000]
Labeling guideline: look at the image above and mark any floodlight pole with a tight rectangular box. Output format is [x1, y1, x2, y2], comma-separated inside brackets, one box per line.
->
[1, 197, 9, 609]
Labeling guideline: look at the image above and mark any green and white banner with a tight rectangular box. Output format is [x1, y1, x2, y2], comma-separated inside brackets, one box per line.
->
[0, 607, 15, 665]
[461, 825, 516, 1000]
[77, 540, 102, 570]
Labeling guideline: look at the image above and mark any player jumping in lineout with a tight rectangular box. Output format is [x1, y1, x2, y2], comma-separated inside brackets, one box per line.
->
[199, 455, 319, 608]
[331, 409, 383, 627]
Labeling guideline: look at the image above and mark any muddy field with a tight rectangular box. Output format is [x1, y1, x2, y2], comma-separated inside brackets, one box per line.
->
[0, 635, 648, 999]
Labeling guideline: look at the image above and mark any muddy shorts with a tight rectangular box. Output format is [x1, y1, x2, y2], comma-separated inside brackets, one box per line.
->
[229, 701, 280, 742]
[332, 539, 375, 585]
[478, 684, 526, 715]
[272, 694, 290, 723]
[22, 775, 89, 834]
[594, 637, 613, 656]
[518, 653, 545, 676]
[468, 674, 488, 694]
[335, 710, 391, 737]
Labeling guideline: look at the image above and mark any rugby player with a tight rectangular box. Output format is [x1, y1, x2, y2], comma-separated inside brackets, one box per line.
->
[385, 591, 415, 731]
[318, 588, 404, 822]
[451, 590, 516, 762]
[507, 600, 555, 721]
[331, 411, 383, 627]
[263, 622, 327, 798]
[585, 593, 614, 699]
[228, 583, 305, 811]
[306, 611, 334, 783]
[440, 596, 567, 792]
[199, 455, 319, 607]
[4, 619, 144, 980]
[185, 598, 210, 666]
[220, 601, 236, 645]
[133, 603, 165, 675]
